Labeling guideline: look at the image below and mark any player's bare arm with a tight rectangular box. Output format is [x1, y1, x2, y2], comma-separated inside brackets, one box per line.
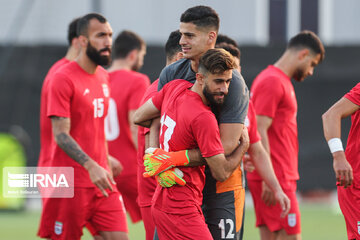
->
[205, 127, 249, 182]
[219, 123, 243, 155]
[128, 110, 139, 149]
[322, 97, 358, 188]
[51, 116, 115, 197]
[247, 141, 291, 217]
[134, 98, 160, 128]
[256, 114, 278, 205]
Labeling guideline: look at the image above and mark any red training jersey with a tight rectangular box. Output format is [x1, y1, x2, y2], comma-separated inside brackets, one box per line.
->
[251, 65, 299, 181]
[38, 58, 70, 167]
[151, 80, 224, 214]
[106, 69, 150, 177]
[344, 82, 360, 188]
[137, 79, 159, 207]
[47, 61, 111, 188]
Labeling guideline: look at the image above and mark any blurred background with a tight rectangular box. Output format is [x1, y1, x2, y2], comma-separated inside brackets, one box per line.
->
[0, 0, 358, 239]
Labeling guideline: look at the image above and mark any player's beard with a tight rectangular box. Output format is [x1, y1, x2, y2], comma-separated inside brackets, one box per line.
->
[203, 84, 226, 108]
[131, 55, 142, 71]
[293, 67, 306, 82]
[86, 41, 111, 66]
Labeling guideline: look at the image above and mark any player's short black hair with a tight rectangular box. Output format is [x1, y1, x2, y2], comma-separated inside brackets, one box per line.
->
[165, 30, 182, 61]
[199, 48, 236, 75]
[180, 5, 219, 32]
[288, 30, 325, 63]
[67, 17, 80, 46]
[77, 13, 107, 37]
[216, 42, 241, 60]
[216, 34, 238, 48]
[112, 30, 145, 59]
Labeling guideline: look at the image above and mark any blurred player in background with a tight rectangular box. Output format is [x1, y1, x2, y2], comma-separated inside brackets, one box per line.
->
[105, 30, 150, 224]
[38, 13, 128, 240]
[322, 84, 359, 240]
[135, 48, 249, 240]
[38, 17, 80, 169]
[250, 30, 325, 240]
[216, 36, 291, 238]
[137, 29, 183, 240]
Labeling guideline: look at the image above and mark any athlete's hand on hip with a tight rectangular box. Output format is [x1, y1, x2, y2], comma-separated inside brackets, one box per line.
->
[143, 148, 190, 177]
[261, 181, 277, 206]
[156, 168, 186, 187]
[274, 190, 291, 218]
[85, 161, 116, 197]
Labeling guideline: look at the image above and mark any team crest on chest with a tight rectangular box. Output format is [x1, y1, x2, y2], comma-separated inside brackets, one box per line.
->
[54, 221, 63, 235]
[102, 84, 109, 97]
[288, 213, 296, 227]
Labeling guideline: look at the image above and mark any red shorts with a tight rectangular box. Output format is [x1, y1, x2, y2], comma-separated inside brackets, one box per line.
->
[337, 184, 360, 240]
[247, 180, 301, 235]
[152, 206, 213, 240]
[38, 187, 128, 240]
[116, 174, 142, 223]
[140, 206, 155, 240]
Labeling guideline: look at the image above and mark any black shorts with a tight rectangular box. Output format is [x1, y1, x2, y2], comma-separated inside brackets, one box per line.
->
[202, 188, 246, 240]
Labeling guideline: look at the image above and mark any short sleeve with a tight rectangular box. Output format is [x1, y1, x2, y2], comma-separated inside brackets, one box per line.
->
[251, 76, 283, 118]
[47, 72, 73, 118]
[158, 66, 172, 91]
[247, 101, 261, 144]
[219, 71, 249, 124]
[344, 82, 360, 106]
[151, 87, 166, 111]
[128, 75, 151, 110]
[191, 112, 224, 158]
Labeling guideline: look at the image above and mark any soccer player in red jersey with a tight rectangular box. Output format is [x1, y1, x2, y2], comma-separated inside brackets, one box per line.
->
[137, 29, 183, 240]
[37, 13, 128, 240]
[250, 30, 325, 240]
[322, 83, 360, 240]
[135, 49, 249, 240]
[38, 17, 80, 168]
[216, 39, 291, 218]
[105, 30, 150, 224]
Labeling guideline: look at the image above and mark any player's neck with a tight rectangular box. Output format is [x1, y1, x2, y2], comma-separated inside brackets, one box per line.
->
[76, 52, 98, 74]
[64, 46, 80, 61]
[191, 81, 208, 105]
[107, 59, 133, 72]
[274, 52, 295, 79]
[190, 59, 200, 73]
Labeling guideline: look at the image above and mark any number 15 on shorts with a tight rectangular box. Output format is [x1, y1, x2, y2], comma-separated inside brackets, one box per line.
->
[218, 218, 235, 239]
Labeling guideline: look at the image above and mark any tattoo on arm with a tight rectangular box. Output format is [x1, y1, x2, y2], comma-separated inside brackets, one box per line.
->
[55, 133, 90, 166]
[51, 116, 90, 166]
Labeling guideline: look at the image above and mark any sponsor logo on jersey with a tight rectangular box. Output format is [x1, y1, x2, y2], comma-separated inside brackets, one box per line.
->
[102, 84, 109, 97]
[83, 88, 90, 96]
[55, 221, 63, 235]
[288, 213, 296, 227]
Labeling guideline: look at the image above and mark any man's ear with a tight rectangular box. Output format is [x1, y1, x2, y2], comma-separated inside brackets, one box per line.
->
[208, 31, 217, 45]
[298, 48, 310, 60]
[196, 72, 204, 85]
[128, 49, 138, 62]
[78, 35, 88, 48]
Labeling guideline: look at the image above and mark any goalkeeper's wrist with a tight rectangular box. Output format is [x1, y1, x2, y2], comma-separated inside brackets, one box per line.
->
[172, 150, 190, 166]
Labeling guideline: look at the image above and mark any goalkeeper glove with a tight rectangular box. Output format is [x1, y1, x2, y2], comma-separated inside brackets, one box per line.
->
[156, 168, 186, 187]
[143, 148, 190, 177]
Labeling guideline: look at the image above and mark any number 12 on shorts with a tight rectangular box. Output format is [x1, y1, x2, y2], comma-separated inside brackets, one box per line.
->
[218, 218, 235, 239]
